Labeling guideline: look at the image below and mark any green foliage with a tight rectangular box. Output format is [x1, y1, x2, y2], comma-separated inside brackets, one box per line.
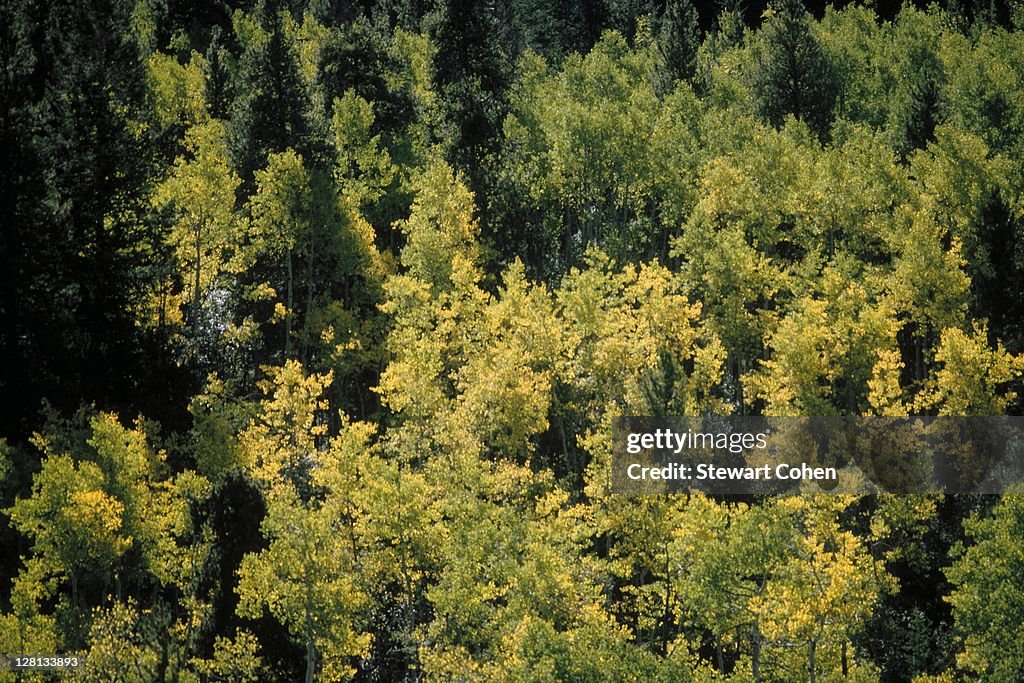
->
[331, 91, 398, 212]
[229, 7, 314, 189]
[748, 264, 899, 415]
[146, 51, 210, 131]
[3, 412, 212, 661]
[500, 31, 691, 270]
[947, 493, 1024, 679]
[749, 0, 838, 139]
[8, 454, 131, 597]
[884, 7, 948, 156]
[427, 0, 513, 185]
[236, 362, 372, 680]
[5, 1, 1024, 680]
[394, 159, 482, 291]
[509, 0, 599, 62]
[153, 119, 242, 323]
[916, 323, 1024, 415]
[752, 497, 892, 681]
[244, 146, 387, 383]
[654, 0, 700, 90]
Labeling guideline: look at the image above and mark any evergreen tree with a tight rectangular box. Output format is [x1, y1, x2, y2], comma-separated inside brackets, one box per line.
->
[509, 0, 602, 62]
[204, 26, 234, 121]
[655, 0, 700, 92]
[603, 0, 657, 42]
[0, 0, 161, 436]
[427, 0, 512, 191]
[317, 19, 413, 141]
[884, 7, 946, 157]
[229, 4, 314, 192]
[750, 0, 838, 139]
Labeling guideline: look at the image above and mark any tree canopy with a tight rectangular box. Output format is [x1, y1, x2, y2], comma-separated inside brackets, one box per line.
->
[2, 0, 1024, 680]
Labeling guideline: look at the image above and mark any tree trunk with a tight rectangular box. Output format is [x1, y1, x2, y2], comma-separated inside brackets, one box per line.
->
[808, 639, 816, 683]
[305, 583, 316, 683]
[305, 638, 316, 683]
[661, 557, 672, 655]
[301, 246, 315, 363]
[286, 246, 294, 358]
[915, 332, 924, 383]
[752, 620, 761, 683]
[193, 227, 202, 332]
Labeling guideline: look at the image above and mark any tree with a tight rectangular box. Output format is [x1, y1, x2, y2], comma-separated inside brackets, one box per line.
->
[237, 362, 372, 682]
[509, 0, 602, 62]
[915, 323, 1023, 416]
[0, 0, 160, 434]
[229, 4, 314, 191]
[947, 493, 1024, 679]
[654, 0, 700, 92]
[817, 5, 888, 129]
[5, 411, 211, 659]
[753, 498, 891, 682]
[203, 26, 234, 121]
[318, 18, 414, 142]
[670, 119, 810, 410]
[883, 6, 949, 157]
[7, 454, 130, 612]
[153, 120, 242, 337]
[379, 214, 565, 467]
[747, 265, 900, 415]
[237, 486, 370, 683]
[668, 498, 794, 678]
[603, 0, 657, 42]
[246, 150, 315, 361]
[498, 32, 672, 271]
[331, 91, 398, 217]
[427, 0, 512, 191]
[392, 159, 482, 292]
[241, 143, 387, 399]
[750, 0, 838, 140]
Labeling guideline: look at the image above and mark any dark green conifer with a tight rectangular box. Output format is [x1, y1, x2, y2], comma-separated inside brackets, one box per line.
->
[750, 0, 838, 139]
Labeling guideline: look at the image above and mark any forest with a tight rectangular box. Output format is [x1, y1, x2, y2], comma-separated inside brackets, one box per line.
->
[2, 0, 1024, 679]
